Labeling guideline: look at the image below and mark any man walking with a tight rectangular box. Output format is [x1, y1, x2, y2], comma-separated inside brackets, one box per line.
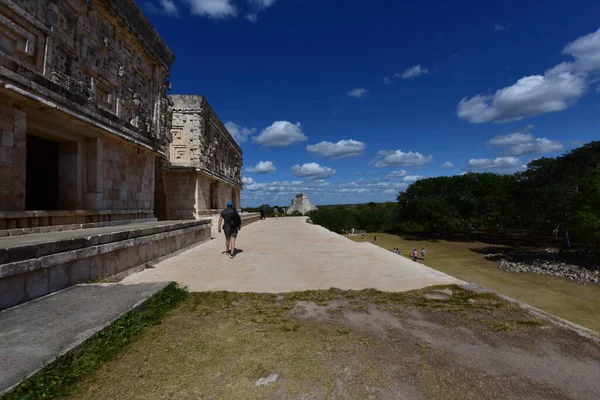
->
[260, 206, 265, 220]
[218, 202, 242, 259]
[274, 207, 279, 218]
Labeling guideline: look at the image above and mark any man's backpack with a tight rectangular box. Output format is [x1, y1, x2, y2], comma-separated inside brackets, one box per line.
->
[223, 208, 241, 230]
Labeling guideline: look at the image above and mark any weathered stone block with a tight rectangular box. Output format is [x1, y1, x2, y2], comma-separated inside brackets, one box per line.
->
[69, 259, 91, 285]
[0, 274, 25, 310]
[90, 255, 115, 281]
[0, 113, 12, 131]
[0, 146, 12, 165]
[48, 264, 69, 293]
[1, 130, 13, 147]
[25, 269, 49, 301]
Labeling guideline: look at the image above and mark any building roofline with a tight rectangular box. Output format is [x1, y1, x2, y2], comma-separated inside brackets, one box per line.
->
[169, 94, 242, 155]
[101, 0, 175, 69]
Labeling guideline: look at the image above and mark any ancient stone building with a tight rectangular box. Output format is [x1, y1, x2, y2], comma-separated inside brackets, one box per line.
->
[0, 0, 173, 229]
[156, 95, 243, 220]
[286, 194, 318, 215]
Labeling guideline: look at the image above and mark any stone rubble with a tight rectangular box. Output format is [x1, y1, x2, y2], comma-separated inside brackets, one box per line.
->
[255, 374, 280, 386]
[485, 254, 600, 284]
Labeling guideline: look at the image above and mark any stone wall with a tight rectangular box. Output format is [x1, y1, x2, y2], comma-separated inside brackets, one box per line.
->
[160, 169, 240, 220]
[158, 95, 245, 220]
[0, 0, 174, 150]
[163, 170, 197, 220]
[102, 137, 155, 210]
[169, 95, 243, 188]
[0, 99, 25, 211]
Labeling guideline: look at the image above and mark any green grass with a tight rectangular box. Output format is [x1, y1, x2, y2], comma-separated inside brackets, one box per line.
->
[349, 232, 600, 332]
[1, 283, 188, 400]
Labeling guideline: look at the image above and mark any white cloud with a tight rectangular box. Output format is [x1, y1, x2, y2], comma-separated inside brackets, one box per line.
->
[440, 162, 454, 169]
[403, 175, 424, 182]
[466, 157, 524, 173]
[399, 64, 429, 79]
[242, 176, 255, 185]
[250, 0, 277, 6]
[253, 121, 308, 147]
[387, 170, 409, 178]
[225, 121, 255, 143]
[505, 138, 564, 156]
[384, 64, 429, 84]
[458, 28, 600, 124]
[563, 28, 600, 72]
[347, 88, 368, 98]
[493, 23, 510, 32]
[371, 150, 433, 168]
[146, 0, 178, 16]
[186, 0, 237, 18]
[292, 163, 336, 179]
[488, 132, 535, 147]
[246, 0, 278, 21]
[246, 161, 277, 174]
[488, 125, 564, 155]
[306, 139, 366, 159]
[458, 67, 586, 123]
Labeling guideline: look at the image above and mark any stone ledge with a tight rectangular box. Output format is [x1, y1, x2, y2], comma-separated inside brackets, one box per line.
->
[0, 218, 158, 238]
[0, 210, 155, 231]
[0, 209, 154, 218]
[0, 220, 211, 266]
[0, 222, 211, 310]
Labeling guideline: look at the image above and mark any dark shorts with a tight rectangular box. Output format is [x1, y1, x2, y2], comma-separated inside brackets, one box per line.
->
[223, 227, 238, 239]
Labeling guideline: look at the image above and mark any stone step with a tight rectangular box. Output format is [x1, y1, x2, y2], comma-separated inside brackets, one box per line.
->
[0, 220, 211, 310]
[0, 220, 208, 265]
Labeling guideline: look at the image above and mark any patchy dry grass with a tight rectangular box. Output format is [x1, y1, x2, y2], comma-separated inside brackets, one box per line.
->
[349, 232, 600, 332]
[65, 286, 600, 400]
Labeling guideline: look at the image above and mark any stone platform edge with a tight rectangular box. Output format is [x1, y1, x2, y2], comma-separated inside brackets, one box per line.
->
[460, 283, 600, 342]
[0, 220, 211, 266]
[0, 221, 211, 310]
[0, 282, 170, 396]
[0, 218, 158, 238]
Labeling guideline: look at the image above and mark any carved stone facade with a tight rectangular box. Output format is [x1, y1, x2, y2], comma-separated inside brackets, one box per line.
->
[156, 95, 243, 220]
[0, 0, 174, 225]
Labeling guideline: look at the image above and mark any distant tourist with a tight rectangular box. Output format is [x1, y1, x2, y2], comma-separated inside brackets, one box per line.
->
[373, 235, 377, 242]
[218, 202, 242, 259]
[412, 248, 418, 262]
[274, 207, 279, 218]
[421, 248, 426, 259]
[260, 206, 265, 220]
[361, 233, 365, 239]
[281, 207, 286, 217]
[393, 248, 399, 255]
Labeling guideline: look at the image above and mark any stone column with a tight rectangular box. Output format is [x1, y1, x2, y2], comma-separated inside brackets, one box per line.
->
[58, 141, 80, 209]
[0, 102, 26, 211]
[84, 138, 103, 209]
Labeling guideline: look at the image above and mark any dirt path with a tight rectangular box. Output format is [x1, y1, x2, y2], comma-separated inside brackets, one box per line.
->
[122, 218, 462, 292]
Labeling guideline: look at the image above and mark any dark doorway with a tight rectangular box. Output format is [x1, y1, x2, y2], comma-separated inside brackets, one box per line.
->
[26, 134, 59, 210]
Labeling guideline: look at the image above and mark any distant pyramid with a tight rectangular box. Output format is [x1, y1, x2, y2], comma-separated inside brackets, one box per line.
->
[286, 193, 318, 215]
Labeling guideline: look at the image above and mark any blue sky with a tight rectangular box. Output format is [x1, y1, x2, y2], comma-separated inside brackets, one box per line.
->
[141, 0, 600, 207]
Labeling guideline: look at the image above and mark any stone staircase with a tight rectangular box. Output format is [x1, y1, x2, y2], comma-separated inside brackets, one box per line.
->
[0, 220, 211, 310]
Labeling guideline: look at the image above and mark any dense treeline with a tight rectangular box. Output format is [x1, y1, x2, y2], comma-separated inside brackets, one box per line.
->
[309, 141, 600, 249]
[309, 202, 401, 234]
